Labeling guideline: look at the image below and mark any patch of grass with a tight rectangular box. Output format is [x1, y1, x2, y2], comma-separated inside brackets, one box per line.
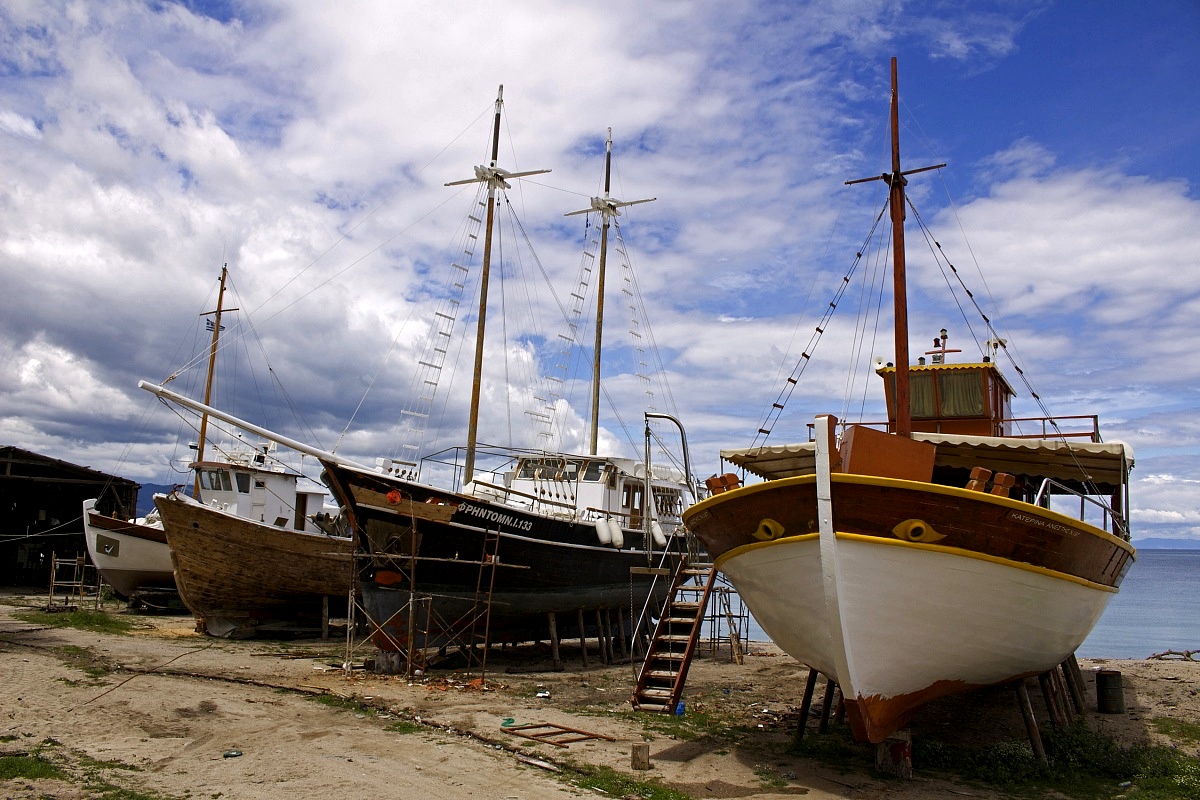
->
[912, 721, 1200, 799]
[54, 643, 116, 679]
[564, 762, 692, 800]
[753, 763, 787, 789]
[15, 608, 135, 635]
[306, 692, 374, 715]
[388, 719, 424, 734]
[0, 741, 176, 800]
[790, 724, 869, 773]
[624, 703, 744, 742]
[0, 752, 69, 781]
[1151, 716, 1200, 746]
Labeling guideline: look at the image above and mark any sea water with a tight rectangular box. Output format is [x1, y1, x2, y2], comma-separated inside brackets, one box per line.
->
[1077, 549, 1200, 659]
[737, 549, 1199, 659]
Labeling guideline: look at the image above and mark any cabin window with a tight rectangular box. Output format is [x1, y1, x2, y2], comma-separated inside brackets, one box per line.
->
[910, 373, 936, 418]
[581, 461, 605, 482]
[622, 483, 644, 528]
[199, 469, 233, 492]
[235, 472, 251, 493]
[938, 371, 985, 417]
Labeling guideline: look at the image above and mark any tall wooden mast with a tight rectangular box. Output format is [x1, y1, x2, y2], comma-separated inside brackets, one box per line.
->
[445, 86, 549, 484]
[193, 264, 237, 497]
[846, 58, 943, 437]
[565, 129, 655, 454]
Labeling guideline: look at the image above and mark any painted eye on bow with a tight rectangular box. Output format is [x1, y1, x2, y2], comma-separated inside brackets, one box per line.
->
[892, 518, 945, 543]
[754, 518, 785, 541]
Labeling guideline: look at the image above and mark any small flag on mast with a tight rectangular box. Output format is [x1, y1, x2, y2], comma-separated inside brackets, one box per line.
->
[206, 319, 225, 332]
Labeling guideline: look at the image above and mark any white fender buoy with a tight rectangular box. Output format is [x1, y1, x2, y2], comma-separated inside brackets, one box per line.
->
[594, 518, 612, 546]
[608, 520, 625, 549]
[650, 520, 667, 548]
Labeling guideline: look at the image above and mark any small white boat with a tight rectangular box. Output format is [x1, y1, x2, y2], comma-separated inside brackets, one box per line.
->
[82, 498, 173, 598]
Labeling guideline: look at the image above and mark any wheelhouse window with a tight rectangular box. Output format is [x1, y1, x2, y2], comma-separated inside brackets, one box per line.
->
[198, 469, 233, 492]
[938, 370, 986, 417]
[886, 369, 988, 419]
[235, 472, 251, 493]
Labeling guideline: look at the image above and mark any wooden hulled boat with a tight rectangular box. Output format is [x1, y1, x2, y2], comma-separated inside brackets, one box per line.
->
[154, 491, 353, 638]
[682, 59, 1135, 743]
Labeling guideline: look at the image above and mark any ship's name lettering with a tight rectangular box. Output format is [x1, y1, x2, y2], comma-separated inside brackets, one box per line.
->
[459, 503, 533, 531]
[1007, 511, 1078, 537]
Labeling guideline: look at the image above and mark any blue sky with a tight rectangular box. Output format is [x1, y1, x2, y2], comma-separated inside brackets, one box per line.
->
[2, 0, 1199, 542]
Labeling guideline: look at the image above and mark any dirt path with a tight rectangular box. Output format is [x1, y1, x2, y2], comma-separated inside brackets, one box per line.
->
[2, 598, 1196, 799]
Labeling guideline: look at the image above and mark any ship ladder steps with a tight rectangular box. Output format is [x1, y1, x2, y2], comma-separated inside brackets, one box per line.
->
[631, 562, 717, 712]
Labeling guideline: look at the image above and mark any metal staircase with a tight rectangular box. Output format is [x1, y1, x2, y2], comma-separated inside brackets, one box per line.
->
[631, 561, 717, 712]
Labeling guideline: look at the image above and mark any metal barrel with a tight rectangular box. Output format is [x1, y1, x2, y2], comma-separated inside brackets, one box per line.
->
[1096, 669, 1125, 713]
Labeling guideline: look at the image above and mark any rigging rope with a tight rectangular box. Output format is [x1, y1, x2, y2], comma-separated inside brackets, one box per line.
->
[749, 204, 890, 449]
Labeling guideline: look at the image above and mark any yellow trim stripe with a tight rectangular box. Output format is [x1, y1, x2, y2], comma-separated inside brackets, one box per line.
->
[714, 531, 1118, 593]
[688, 471, 1134, 555]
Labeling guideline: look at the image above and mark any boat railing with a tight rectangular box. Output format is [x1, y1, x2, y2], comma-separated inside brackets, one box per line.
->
[465, 478, 584, 515]
[1034, 477, 1128, 540]
[806, 414, 1102, 441]
[630, 528, 693, 648]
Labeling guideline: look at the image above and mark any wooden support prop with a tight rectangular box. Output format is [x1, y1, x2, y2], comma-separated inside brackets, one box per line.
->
[1053, 668, 1075, 723]
[595, 608, 609, 665]
[631, 742, 651, 770]
[1015, 680, 1048, 765]
[548, 612, 562, 670]
[1038, 672, 1064, 729]
[321, 595, 330, 640]
[616, 607, 629, 659]
[578, 608, 589, 668]
[794, 668, 820, 742]
[1060, 658, 1085, 714]
[818, 678, 837, 734]
[1067, 654, 1087, 704]
[874, 730, 912, 779]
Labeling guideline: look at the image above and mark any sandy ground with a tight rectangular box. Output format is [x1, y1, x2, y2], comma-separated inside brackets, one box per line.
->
[1, 594, 1197, 800]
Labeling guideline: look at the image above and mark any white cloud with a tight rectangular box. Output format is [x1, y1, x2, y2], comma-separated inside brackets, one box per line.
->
[1, 0, 1198, 545]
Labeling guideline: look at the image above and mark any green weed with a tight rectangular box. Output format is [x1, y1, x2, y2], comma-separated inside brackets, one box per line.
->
[1151, 716, 1200, 746]
[15, 608, 135, 634]
[911, 721, 1200, 798]
[564, 762, 692, 800]
[388, 719, 424, 734]
[0, 752, 68, 781]
[54, 643, 115, 678]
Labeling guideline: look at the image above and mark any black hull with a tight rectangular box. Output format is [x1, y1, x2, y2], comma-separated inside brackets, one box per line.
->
[321, 460, 682, 650]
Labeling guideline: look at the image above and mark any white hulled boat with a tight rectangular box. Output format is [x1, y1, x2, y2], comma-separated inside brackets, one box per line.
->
[682, 59, 1135, 743]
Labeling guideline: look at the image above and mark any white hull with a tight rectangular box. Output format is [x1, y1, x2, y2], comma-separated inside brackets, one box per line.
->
[82, 499, 174, 597]
[719, 532, 1116, 740]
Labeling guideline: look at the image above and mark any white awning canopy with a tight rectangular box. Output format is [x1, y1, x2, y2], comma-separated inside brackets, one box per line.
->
[720, 432, 1133, 489]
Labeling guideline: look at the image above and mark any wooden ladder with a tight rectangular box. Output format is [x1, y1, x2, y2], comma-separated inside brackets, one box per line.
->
[631, 562, 717, 712]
